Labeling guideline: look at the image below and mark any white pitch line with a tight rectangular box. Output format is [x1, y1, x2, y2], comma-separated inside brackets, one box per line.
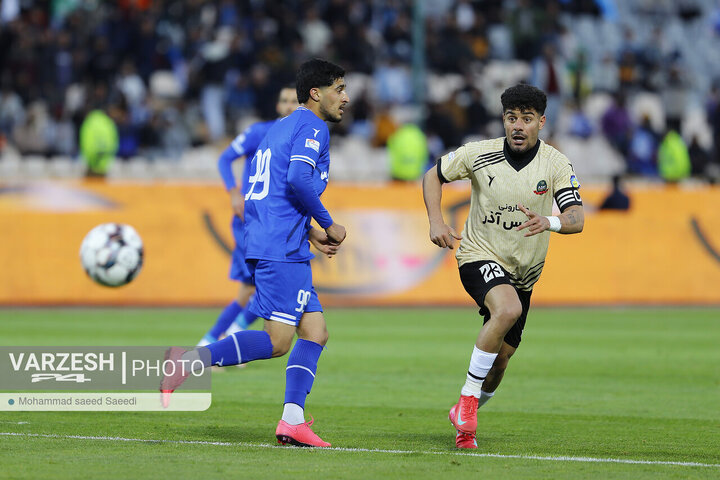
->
[0, 432, 718, 469]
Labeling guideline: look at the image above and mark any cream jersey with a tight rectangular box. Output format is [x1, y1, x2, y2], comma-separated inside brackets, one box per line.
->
[438, 137, 582, 291]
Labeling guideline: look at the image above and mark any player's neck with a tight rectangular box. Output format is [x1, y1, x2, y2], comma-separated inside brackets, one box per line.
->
[301, 102, 326, 122]
[504, 139, 540, 162]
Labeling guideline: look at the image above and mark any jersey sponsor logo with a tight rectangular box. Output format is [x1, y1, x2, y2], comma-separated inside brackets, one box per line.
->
[570, 174, 580, 189]
[320, 171, 329, 181]
[305, 138, 320, 152]
[312, 128, 320, 138]
[533, 179, 548, 195]
[481, 208, 522, 230]
[488, 175, 495, 187]
[448, 151, 455, 161]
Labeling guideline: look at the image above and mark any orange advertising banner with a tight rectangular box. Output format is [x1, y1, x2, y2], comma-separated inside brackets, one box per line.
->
[1, 180, 719, 306]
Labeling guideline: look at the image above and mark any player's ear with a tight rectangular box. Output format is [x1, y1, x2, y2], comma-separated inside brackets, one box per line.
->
[538, 115, 546, 130]
[310, 87, 321, 103]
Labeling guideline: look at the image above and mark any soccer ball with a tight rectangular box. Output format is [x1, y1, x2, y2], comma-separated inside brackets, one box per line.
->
[79, 223, 144, 287]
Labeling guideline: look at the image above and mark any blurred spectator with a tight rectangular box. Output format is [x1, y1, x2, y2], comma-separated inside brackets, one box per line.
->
[300, 6, 332, 56]
[661, 64, 690, 132]
[567, 49, 591, 104]
[116, 61, 147, 111]
[79, 109, 118, 176]
[0, 82, 24, 138]
[12, 101, 51, 156]
[458, 82, 490, 138]
[601, 92, 633, 160]
[47, 105, 76, 157]
[425, 101, 462, 152]
[688, 135, 712, 179]
[373, 58, 412, 105]
[706, 83, 720, 166]
[566, 101, 593, 139]
[195, 30, 232, 142]
[531, 41, 568, 137]
[594, 54, 620, 93]
[599, 175, 631, 211]
[506, 0, 545, 61]
[657, 129, 691, 182]
[372, 104, 398, 148]
[627, 115, 659, 176]
[387, 124, 428, 181]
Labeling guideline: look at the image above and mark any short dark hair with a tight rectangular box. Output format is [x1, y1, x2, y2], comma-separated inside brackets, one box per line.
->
[500, 83, 547, 115]
[296, 59, 345, 104]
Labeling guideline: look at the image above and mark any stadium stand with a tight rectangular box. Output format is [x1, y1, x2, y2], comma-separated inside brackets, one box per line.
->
[0, 0, 719, 183]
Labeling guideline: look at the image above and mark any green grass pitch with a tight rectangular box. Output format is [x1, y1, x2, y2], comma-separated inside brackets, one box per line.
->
[0, 307, 718, 479]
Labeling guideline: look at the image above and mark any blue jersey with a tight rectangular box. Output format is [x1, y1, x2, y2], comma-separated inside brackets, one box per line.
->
[244, 106, 331, 262]
[218, 119, 276, 192]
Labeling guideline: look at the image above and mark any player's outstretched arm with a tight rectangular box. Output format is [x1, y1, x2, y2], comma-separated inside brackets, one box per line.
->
[422, 168, 462, 249]
[516, 204, 584, 237]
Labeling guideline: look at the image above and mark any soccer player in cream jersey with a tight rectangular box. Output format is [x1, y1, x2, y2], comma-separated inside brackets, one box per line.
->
[422, 83, 584, 449]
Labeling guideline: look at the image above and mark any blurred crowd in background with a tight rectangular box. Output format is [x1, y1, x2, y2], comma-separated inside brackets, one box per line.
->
[1, 0, 720, 183]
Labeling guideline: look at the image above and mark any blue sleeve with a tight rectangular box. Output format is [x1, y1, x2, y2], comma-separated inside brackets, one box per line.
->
[289, 117, 327, 168]
[217, 144, 240, 191]
[287, 160, 333, 229]
[218, 123, 267, 191]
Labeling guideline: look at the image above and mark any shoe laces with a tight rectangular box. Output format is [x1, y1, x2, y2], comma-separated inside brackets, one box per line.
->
[304, 415, 315, 428]
[461, 395, 478, 416]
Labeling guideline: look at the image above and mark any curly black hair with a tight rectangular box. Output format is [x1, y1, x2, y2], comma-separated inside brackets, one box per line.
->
[500, 83, 547, 115]
[296, 59, 345, 104]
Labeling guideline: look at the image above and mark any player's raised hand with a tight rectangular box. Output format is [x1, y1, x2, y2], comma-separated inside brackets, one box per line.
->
[516, 203, 550, 237]
[230, 188, 245, 220]
[429, 222, 462, 249]
[325, 222, 346, 245]
[309, 228, 340, 258]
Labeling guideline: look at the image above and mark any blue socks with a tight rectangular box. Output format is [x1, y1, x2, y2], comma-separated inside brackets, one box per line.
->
[205, 301, 243, 343]
[206, 330, 273, 366]
[284, 339, 323, 408]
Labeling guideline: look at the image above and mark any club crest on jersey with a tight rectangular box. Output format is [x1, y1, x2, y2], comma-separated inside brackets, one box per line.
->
[305, 138, 320, 152]
[570, 174, 580, 189]
[534, 180, 548, 195]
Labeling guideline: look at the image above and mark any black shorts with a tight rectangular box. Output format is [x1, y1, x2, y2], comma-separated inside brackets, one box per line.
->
[459, 260, 533, 349]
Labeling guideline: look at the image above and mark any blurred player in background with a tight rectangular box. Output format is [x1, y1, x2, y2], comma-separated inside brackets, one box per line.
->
[422, 84, 584, 449]
[162, 59, 349, 448]
[197, 86, 298, 347]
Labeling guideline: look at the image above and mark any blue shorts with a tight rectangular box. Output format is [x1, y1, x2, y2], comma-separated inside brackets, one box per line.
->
[245, 260, 322, 326]
[229, 216, 253, 284]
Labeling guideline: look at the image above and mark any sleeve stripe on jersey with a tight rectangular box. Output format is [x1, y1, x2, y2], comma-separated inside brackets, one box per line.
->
[555, 187, 583, 211]
[436, 158, 450, 183]
[230, 139, 245, 155]
[473, 157, 505, 172]
[290, 155, 317, 167]
[472, 151, 504, 167]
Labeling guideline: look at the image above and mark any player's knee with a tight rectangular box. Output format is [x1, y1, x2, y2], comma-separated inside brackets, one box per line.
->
[300, 328, 328, 346]
[269, 336, 292, 357]
[491, 302, 522, 328]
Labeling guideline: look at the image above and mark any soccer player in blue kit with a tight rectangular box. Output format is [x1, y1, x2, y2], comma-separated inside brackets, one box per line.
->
[197, 86, 299, 347]
[162, 59, 349, 448]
